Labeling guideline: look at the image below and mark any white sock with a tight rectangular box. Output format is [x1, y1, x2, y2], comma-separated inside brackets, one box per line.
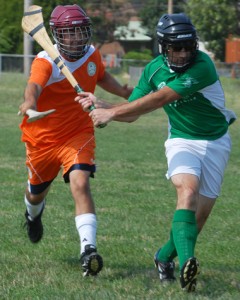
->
[24, 195, 45, 220]
[75, 213, 97, 254]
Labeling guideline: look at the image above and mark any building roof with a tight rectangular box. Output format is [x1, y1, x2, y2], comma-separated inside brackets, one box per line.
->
[114, 18, 152, 41]
[99, 41, 125, 56]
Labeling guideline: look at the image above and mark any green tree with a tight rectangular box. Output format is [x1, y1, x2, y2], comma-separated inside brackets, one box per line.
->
[185, 0, 239, 61]
[138, 0, 240, 61]
[0, 20, 13, 53]
[0, 0, 131, 54]
[138, 0, 187, 56]
[139, 0, 186, 38]
[84, 0, 132, 44]
[0, 1, 24, 53]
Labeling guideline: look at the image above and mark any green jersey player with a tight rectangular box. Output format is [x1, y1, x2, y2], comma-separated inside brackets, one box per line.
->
[76, 13, 236, 292]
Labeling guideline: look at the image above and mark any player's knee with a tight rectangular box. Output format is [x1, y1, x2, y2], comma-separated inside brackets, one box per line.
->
[26, 188, 47, 204]
[27, 193, 45, 204]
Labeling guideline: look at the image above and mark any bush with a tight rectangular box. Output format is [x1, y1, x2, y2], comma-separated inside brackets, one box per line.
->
[121, 50, 152, 72]
[123, 49, 153, 60]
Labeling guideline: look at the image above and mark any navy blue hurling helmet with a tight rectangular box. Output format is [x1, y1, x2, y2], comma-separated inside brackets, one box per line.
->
[157, 13, 198, 72]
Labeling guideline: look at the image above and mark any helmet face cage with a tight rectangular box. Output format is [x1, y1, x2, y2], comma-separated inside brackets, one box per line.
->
[51, 25, 92, 60]
[160, 39, 198, 73]
[157, 13, 198, 73]
[50, 5, 92, 60]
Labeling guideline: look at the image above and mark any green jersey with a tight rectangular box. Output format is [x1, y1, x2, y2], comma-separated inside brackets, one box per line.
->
[128, 51, 236, 140]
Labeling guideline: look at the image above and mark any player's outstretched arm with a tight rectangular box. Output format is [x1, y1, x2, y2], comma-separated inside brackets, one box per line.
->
[89, 86, 180, 127]
[97, 71, 133, 99]
[19, 82, 42, 116]
[75, 92, 138, 123]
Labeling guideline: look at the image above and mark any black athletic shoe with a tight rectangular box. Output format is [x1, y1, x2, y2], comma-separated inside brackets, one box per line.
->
[154, 248, 176, 283]
[80, 244, 103, 277]
[180, 257, 200, 292]
[24, 206, 44, 243]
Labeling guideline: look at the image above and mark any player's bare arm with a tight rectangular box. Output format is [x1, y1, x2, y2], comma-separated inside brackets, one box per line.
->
[75, 92, 138, 123]
[19, 82, 42, 115]
[89, 86, 180, 127]
[97, 71, 133, 99]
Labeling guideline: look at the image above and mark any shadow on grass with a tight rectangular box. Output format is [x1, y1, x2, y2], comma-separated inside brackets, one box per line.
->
[63, 256, 240, 297]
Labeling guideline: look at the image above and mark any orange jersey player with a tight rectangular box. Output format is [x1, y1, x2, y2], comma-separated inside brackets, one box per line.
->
[18, 4, 133, 277]
[20, 44, 105, 146]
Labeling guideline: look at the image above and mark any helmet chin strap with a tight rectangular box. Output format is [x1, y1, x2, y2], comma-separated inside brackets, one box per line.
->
[165, 57, 195, 73]
[167, 57, 190, 73]
[62, 45, 90, 60]
[168, 63, 190, 73]
[61, 51, 84, 61]
[167, 58, 196, 73]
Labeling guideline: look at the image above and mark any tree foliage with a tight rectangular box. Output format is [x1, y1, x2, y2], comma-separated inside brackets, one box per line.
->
[139, 0, 240, 61]
[138, 0, 187, 56]
[123, 49, 153, 60]
[0, 20, 14, 53]
[84, 0, 133, 45]
[0, 0, 131, 54]
[0, 0, 239, 61]
[0, 1, 24, 53]
[0, 0, 80, 54]
[185, 0, 240, 61]
[139, 0, 186, 38]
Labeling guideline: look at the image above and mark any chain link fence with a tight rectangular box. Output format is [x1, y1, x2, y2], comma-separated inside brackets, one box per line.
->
[1, 54, 240, 80]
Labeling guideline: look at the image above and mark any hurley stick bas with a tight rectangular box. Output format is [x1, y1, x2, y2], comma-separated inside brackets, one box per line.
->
[18, 108, 56, 123]
[21, 5, 106, 128]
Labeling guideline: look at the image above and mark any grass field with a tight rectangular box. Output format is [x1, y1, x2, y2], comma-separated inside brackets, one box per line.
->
[0, 72, 240, 300]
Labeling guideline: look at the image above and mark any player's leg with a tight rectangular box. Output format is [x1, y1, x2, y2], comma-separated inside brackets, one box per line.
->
[154, 173, 200, 290]
[69, 169, 103, 276]
[61, 132, 102, 276]
[70, 169, 95, 215]
[155, 139, 201, 290]
[195, 132, 232, 233]
[171, 173, 199, 264]
[69, 169, 97, 251]
[157, 194, 215, 265]
[23, 143, 60, 243]
[24, 183, 51, 243]
[25, 183, 50, 217]
[196, 194, 216, 233]
[172, 193, 215, 291]
[157, 134, 231, 291]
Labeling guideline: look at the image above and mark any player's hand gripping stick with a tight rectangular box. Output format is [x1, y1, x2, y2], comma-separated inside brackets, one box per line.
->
[74, 85, 107, 128]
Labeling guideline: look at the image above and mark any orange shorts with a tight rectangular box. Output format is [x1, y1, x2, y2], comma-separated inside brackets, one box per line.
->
[25, 131, 96, 192]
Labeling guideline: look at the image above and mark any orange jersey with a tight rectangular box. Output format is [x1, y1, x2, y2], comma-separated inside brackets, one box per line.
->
[20, 45, 105, 147]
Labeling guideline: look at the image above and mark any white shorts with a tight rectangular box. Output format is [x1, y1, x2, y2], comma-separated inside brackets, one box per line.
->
[164, 132, 232, 198]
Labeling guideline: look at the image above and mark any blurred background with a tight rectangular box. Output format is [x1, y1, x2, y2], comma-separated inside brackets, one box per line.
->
[0, 0, 240, 79]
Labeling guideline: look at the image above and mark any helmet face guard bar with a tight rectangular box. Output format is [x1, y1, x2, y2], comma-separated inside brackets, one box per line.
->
[51, 26, 92, 60]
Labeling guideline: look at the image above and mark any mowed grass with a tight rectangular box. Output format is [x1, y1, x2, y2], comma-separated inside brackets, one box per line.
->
[0, 72, 240, 300]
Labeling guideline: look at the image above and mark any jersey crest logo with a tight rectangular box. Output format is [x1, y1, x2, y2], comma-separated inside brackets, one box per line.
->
[87, 62, 96, 76]
[157, 82, 166, 90]
[183, 76, 199, 88]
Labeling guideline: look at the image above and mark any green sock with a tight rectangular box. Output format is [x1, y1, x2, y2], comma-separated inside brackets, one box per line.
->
[157, 230, 177, 262]
[172, 209, 198, 269]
